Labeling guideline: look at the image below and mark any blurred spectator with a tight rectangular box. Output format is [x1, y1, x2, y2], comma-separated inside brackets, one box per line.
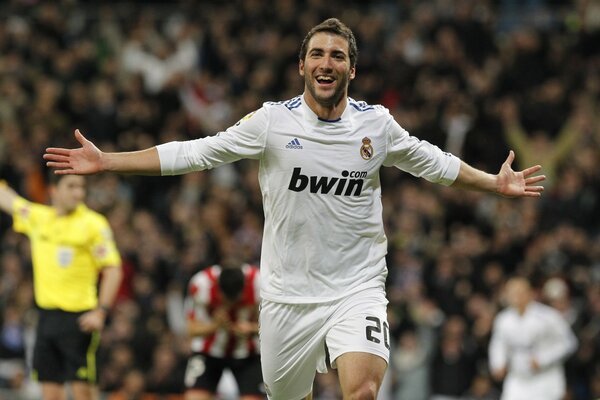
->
[430, 316, 478, 399]
[107, 369, 158, 400]
[462, 373, 500, 400]
[392, 328, 430, 400]
[145, 341, 186, 396]
[497, 96, 583, 188]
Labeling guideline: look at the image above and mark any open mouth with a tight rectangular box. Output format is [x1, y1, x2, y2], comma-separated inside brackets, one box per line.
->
[316, 75, 336, 86]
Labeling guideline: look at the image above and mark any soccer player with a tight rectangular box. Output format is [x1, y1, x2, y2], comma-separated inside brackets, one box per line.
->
[44, 18, 545, 400]
[184, 260, 263, 400]
[0, 176, 122, 400]
[489, 277, 578, 400]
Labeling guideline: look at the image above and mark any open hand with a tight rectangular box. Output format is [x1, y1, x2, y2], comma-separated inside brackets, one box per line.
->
[496, 151, 545, 197]
[44, 129, 104, 175]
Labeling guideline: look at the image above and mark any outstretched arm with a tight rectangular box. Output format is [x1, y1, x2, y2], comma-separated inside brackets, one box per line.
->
[44, 129, 161, 175]
[452, 150, 545, 198]
[0, 180, 19, 214]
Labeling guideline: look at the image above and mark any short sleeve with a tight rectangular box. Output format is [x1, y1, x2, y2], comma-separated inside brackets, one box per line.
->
[12, 197, 47, 236]
[90, 215, 122, 269]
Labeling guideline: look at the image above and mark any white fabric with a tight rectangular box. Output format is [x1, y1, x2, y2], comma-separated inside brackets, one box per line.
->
[157, 94, 460, 303]
[489, 301, 578, 400]
[258, 287, 389, 400]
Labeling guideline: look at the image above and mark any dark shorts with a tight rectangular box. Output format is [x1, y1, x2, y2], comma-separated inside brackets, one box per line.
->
[184, 353, 264, 396]
[33, 309, 100, 384]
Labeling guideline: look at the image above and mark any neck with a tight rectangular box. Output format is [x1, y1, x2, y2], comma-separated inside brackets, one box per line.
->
[303, 92, 347, 121]
[516, 302, 529, 315]
[53, 204, 77, 216]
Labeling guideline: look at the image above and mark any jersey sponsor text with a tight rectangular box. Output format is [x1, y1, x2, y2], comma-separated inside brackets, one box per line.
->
[287, 167, 366, 196]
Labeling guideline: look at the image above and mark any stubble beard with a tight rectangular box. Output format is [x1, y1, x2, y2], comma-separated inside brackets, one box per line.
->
[305, 72, 349, 108]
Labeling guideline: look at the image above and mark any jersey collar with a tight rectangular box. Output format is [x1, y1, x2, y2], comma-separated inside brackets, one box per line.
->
[301, 93, 348, 124]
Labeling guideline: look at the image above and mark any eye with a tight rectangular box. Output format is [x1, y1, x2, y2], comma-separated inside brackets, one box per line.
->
[332, 52, 346, 61]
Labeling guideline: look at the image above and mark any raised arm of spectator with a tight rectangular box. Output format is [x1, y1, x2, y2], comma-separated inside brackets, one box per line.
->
[498, 98, 531, 162]
[44, 129, 161, 175]
[451, 150, 545, 197]
[550, 107, 586, 165]
[0, 180, 19, 214]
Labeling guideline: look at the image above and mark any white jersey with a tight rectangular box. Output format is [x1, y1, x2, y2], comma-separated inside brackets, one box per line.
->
[158, 94, 460, 303]
[489, 301, 578, 400]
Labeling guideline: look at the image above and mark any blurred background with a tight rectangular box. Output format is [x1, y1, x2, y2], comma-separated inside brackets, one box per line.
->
[0, 0, 599, 399]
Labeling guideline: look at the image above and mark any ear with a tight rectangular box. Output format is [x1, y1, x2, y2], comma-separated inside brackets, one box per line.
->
[48, 184, 57, 199]
[299, 60, 305, 77]
[349, 65, 356, 81]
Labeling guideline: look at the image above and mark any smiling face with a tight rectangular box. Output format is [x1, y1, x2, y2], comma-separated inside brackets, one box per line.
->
[300, 32, 356, 111]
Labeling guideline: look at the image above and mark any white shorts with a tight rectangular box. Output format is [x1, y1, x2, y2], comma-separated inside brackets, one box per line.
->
[259, 287, 390, 400]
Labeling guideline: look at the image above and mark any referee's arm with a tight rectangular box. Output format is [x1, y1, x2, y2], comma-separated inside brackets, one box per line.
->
[0, 180, 19, 214]
[97, 265, 123, 315]
[79, 265, 123, 332]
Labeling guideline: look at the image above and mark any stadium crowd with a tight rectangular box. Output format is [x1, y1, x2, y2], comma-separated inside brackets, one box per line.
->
[0, 0, 599, 399]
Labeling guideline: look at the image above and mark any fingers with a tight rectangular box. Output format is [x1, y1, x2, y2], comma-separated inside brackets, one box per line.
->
[522, 165, 543, 177]
[504, 150, 515, 166]
[45, 161, 71, 169]
[74, 129, 88, 145]
[45, 160, 76, 175]
[522, 192, 542, 197]
[44, 153, 75, 173]
[78, 314, 102, 332]
[521, 185, 544, 197]
[51, 168, 76, 175]
[43, 153, 71, 162]
[526, 175, 546, 184]
[526, 186, 544, 193]
[44, 148, 71, 157]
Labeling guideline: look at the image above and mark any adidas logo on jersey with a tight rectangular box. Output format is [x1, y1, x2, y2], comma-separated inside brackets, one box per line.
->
[285, 138, 303, 149]
[288, 167, 366, 196]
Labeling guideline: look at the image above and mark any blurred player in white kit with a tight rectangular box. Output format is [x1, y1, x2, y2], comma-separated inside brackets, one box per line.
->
[489, 277, 578, 400]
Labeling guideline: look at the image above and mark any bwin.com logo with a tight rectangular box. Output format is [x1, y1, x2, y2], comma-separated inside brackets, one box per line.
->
[286, 138, 303, 149]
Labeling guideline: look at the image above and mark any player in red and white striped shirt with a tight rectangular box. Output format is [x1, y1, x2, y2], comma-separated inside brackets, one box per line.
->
[183, 262, 264, 400]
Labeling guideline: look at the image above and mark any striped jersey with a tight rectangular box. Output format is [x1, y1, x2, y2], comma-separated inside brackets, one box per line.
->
[185, 264, 260, 359]
[158, 94, 460, 304]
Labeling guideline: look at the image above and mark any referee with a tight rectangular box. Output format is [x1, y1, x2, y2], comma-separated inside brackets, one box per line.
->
[0, 175, 122, 400]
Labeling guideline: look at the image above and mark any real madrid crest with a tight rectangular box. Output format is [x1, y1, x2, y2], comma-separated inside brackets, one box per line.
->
[360, 137, 374, 160]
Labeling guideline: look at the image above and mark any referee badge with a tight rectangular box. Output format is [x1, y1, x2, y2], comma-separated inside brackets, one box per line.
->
[360, 137, 374, 160]
[57, 246, 74, 267]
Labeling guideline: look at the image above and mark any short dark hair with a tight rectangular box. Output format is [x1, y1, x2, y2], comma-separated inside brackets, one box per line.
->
[299, 18, 358, 68]
[46, 170, 69, 186]
[218, 267, 245, 301]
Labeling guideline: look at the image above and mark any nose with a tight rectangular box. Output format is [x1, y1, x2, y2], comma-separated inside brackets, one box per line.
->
[318, 55, 334, 70]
